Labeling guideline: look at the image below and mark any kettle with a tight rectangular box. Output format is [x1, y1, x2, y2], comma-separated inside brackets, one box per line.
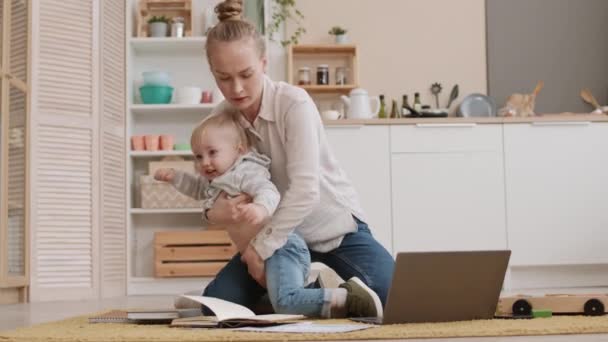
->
[340, 88, 381, 119]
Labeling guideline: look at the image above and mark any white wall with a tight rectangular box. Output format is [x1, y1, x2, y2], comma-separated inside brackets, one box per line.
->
[286, 0, 487, 113]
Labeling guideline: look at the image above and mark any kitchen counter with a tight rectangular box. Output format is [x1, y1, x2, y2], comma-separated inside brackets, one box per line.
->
[323, 113, 608, 125]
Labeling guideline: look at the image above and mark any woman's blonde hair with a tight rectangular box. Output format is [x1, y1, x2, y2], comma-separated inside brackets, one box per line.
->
[191, 112, 251, 151]
[205, 0, 266, 61]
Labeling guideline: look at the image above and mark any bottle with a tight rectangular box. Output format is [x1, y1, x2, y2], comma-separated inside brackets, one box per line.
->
[390, 99, 399, 118]
[378, 95, 387, 118]
[401, 94, 411, 116]
[413, 92, 422, 112]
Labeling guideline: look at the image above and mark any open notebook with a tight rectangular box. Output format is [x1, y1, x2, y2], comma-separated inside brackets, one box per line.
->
[170, 295, 305, 328]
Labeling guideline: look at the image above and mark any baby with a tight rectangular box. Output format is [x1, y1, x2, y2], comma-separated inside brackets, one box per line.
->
[154, 113, 315, 311]
[154, 113, 278, 252]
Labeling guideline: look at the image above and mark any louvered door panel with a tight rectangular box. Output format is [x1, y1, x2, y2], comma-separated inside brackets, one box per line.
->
[30, 0, 99, 301]
[35, 125, 93, 288]
[100, 0, 126, 297]
[9, 0, 26, 82]
[7, 85, 26, 276]
[37, 0, 92, 118]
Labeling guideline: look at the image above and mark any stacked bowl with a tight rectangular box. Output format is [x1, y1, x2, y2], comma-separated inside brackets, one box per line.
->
[140, 71, 173, 104]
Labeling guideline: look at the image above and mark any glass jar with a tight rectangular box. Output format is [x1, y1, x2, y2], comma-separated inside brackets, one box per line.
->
[298, 67, 311, 85]
[335, 66, 348, 85]
[171, 17, 185, 37]
[317, 65, 329, 85]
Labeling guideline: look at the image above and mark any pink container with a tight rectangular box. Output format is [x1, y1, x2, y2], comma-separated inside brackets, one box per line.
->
[131, 135, 145, 150]
[144, 135, 160, 151]
[160, 134, 175, 150]
[201, 90, 213, 104]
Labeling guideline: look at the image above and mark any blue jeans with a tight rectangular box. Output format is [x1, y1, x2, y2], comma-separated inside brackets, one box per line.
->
[202, 218, 395, 316]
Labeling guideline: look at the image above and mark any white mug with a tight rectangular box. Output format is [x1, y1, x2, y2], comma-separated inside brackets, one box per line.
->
[321, 110, 342, 120]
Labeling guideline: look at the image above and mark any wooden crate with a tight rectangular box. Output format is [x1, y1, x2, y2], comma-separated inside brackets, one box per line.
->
[137, 0, 193, 37]
[154, 230, 236, 277]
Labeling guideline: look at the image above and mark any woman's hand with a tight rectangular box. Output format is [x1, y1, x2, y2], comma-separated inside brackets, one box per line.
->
[241, 244, 266, 288]
[206, 192, 252, 224]
[236, 203, 269, 226]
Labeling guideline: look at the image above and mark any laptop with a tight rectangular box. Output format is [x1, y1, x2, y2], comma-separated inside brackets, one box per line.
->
[353, 250, 511, 324]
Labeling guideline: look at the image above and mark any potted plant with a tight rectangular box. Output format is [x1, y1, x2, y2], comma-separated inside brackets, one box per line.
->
[148, 15, 169, 37]
[267, 0, 307, 46]
[328, 26, 348, 44]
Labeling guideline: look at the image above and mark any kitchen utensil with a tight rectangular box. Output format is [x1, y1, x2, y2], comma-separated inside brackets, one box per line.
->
[131, 136, 145, 150]
[174, 143, 191, 151]
[201, 91, 213, 103]
[431, 82, 443, 108]
[446, 84, 459, 108]
[458, 93, 497, 117]
[144, 135, 160, 151]
[160, 135, 175, 150]
[171, 17, 185, 37]
[175, 86, 202, 104]
[340, 88, 381, 119]
[142, 71, 170, 86]
[580, 88, 601, 111]
[140, 85, 173, 104]
[321, 110, 342, 120]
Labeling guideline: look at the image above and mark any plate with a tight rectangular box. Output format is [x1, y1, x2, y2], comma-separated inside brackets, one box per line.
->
[458, 94, 497, 117]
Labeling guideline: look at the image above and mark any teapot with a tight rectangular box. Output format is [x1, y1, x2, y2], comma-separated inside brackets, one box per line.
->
[340, 88, 380, 119]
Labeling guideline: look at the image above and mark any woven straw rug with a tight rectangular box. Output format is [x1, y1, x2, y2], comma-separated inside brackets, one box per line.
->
[2, 312, 608, 342]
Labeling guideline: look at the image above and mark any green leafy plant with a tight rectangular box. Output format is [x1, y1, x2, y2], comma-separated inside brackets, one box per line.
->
[148, 15, 169, 24]
[267, 0, 306, 47]
[328, 26, 347, 36]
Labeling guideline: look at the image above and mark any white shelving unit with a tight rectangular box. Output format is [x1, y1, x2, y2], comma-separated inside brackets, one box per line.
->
[130, 208, 202, 214]
[125, 0, 276, 295]
[130, 37, 207, 54]
[126, 0, 219, 295]
[130, 150, 194, 158]
[131, 103, 215, 116]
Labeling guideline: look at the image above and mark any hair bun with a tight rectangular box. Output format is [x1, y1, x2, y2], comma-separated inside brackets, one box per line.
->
[215, 0, 243, 21]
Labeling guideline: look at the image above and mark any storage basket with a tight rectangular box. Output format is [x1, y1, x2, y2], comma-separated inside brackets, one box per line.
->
[140, 175, 202, 209]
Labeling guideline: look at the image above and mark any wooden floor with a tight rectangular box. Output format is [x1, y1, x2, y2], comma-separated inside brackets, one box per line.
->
[2, 294, 608, 341]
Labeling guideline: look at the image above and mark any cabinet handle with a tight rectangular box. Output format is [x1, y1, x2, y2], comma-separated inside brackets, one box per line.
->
[415, 123, 477, 128]
[325, 125, 363, 129]
[531, 121, 591, 126]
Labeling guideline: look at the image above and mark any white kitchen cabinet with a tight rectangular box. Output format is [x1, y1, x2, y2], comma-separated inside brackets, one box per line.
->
[324, 125, 392, 253]
[503, 122, 608, 266]
[390, 124, 507, 253]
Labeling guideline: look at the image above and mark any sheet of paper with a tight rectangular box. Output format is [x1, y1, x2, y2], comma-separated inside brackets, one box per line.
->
[233, 322, 376, 333]
[181, 295, 255, 321]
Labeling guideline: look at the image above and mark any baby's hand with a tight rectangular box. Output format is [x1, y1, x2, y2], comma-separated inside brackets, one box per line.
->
[154, 168, 175, 182]
[237, 203, 269, 226]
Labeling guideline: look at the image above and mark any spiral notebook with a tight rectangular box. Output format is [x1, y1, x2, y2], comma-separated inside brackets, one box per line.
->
[88, 310, 129, 323]
[88, 308, 200, 324]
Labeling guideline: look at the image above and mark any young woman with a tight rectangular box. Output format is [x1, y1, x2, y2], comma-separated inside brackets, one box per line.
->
[200, 0, 394, 319]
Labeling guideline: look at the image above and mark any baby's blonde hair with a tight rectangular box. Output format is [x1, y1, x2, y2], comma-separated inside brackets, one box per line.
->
[191, 112, 251, 151]
[205, 0, 266, 61]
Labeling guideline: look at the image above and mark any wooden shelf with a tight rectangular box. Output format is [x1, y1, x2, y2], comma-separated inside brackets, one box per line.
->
[130, 208, 201, 214]
[131, 103, 215, 116]
[291, 44, 357, 54]
[130, 150, 192, 158]
[298, 85, 357, 94]
[130, 37, 206, 54]
[288, 44, 359, 94]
